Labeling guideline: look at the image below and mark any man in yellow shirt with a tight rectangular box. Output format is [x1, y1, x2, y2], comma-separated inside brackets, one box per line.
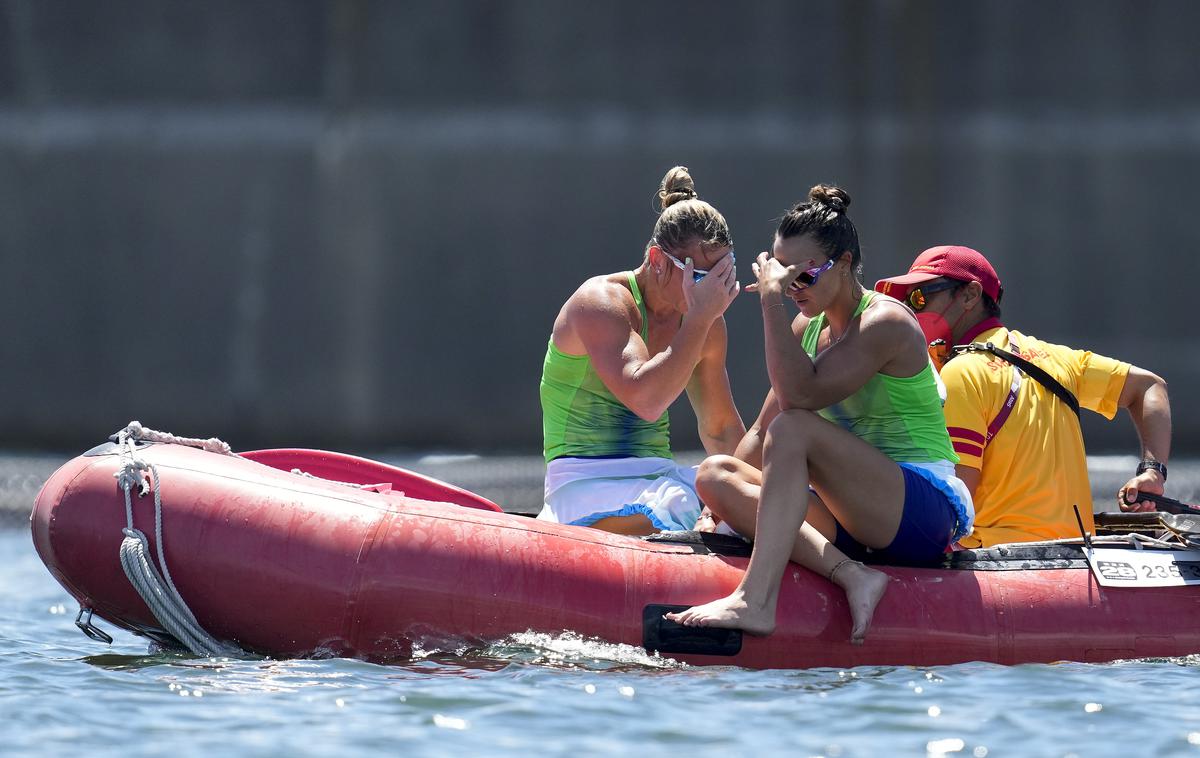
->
[876, 246, 1172, 548]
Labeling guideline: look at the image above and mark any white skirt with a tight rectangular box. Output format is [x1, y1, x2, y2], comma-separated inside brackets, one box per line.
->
[537, 456, 703, 532]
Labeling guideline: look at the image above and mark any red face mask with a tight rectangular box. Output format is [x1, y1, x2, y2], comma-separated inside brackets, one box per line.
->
[915, 306, 967, 370]
[916, 311, 951, 368]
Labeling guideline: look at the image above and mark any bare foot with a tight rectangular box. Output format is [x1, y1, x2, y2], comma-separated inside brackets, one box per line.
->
[664, 592, 776, 636]
[831, 562, 890, 645]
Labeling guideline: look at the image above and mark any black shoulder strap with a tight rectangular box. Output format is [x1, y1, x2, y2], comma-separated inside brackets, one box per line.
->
[950, 341, 1081, 418]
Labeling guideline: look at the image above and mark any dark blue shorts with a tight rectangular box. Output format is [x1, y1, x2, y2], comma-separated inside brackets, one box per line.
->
[833, 464, 958, 565]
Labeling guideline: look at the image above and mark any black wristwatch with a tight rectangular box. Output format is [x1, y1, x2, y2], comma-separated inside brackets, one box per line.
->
[1136, 459, 1168, 481]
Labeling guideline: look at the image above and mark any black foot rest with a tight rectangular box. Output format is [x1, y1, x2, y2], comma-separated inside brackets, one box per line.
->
[642, 604, 743, 657]
[642, 530, 752, 557]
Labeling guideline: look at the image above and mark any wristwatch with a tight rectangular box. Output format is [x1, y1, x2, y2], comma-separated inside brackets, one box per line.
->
[1136, 459, 1168, 481]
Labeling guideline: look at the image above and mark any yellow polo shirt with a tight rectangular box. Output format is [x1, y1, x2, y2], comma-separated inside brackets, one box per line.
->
[942, 326, 1130, 548]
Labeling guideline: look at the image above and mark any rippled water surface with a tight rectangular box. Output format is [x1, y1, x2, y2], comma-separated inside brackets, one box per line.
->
[7, 531, 1200, 757]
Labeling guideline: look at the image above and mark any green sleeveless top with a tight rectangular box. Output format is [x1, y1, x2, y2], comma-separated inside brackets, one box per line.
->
[801, 292, 958, 464]
[541, 272, 672, 463]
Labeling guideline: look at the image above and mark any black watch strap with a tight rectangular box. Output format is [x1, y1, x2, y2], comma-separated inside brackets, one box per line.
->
[1136, 459, 1167, 481]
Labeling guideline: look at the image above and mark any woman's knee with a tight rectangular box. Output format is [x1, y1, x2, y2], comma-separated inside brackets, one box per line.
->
[696, 455, 745, 513]
[764, 409, 820, 453]
[696, 454, 740, 490]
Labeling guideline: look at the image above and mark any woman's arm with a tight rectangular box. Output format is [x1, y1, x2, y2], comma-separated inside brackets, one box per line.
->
[751, 252, 917, 411]
[731, 389, 782, 470]
[573, 257, 739, 421]
[684, 316, 746, 456]
[760, 293, 917, 411]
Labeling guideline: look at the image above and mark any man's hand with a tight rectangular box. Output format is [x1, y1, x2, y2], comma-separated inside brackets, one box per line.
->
[1118, 470, 1165, 512]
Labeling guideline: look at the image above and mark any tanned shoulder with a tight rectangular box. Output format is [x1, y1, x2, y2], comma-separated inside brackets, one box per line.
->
[559, 275, 641, 354]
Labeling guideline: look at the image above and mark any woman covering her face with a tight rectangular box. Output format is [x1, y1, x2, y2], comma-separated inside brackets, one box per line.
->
[669, 184, 974, 644]
[536, 166, 744, 536]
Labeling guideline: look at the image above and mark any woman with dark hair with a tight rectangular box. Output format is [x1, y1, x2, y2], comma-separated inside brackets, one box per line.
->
[668, 185, 973, 643]
[536, 167, 744, 535]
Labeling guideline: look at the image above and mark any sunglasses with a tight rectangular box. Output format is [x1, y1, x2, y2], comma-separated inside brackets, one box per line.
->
[906, 280, 961, 312]
[658, 246, 735, 283]
[787, 258, 837, 292]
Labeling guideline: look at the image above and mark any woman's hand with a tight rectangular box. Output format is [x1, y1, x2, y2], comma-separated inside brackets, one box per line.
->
[694, 508, 720, 533]
[683, 252, 740, 322]
[747, 251, 800, 300]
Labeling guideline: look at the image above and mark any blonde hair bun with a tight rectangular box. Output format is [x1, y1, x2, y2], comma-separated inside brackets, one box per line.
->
[657, 166, 699, 210]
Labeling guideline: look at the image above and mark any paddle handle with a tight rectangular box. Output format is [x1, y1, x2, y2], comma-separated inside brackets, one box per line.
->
[1131, 490, 1200, 514]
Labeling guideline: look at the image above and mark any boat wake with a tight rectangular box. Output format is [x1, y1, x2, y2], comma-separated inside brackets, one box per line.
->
[410, 630, 687, 671]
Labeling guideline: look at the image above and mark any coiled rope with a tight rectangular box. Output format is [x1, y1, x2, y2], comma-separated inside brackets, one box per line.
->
[114, 421, 241, 657]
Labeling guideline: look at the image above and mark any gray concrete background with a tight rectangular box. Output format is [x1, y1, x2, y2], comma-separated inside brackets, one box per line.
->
[1, 1, 1197, 453]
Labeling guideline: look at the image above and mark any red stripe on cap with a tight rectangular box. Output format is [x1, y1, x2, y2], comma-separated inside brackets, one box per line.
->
[947, 426, 985, 445]
[953, 441, 983, 458]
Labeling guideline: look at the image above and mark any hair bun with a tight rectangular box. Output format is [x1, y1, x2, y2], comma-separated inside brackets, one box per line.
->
[808, 184, 851, 214]
[657, 165, 699, 210]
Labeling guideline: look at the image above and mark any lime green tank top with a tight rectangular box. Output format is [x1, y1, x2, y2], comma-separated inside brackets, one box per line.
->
[801, 292, 958, 464]
[541, 272, 672, 463]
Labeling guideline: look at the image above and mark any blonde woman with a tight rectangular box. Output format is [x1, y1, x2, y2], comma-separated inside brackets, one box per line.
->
[537, 167, 744, 535]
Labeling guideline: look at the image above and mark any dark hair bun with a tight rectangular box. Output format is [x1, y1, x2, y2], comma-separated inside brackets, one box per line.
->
[658, 166, 699, 210]
[808, 184, 851, 214]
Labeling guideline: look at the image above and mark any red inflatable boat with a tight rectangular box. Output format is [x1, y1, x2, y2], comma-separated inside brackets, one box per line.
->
[30, 436, 1200, 668]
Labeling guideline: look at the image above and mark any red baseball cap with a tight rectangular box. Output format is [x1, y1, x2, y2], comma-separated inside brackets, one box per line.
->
[874, 245, 1003, 302]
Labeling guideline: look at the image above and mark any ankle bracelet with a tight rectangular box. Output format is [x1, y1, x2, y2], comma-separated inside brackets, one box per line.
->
[828, 558, 857, 582]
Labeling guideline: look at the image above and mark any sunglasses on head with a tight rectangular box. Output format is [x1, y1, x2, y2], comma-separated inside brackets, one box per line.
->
[657, 245, 735, 283]
[906, 280, 962, 311]
[787, 258, 837, 292]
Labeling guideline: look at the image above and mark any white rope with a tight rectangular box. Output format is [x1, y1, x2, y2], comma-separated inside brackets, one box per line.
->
[995, 533, 1188, 549]
[113, 423, 241, 657]
[289, 467, 372, 490]
[1124, 531, 1190, 550]
[120, 420, 368, 491]
[118, 420, 242, 458]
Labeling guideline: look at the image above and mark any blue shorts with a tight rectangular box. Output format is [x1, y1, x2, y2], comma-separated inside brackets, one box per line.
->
[833, 464, 958, 565]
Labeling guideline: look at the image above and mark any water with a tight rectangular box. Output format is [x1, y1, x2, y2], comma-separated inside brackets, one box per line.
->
[7, 456, 1200, 756]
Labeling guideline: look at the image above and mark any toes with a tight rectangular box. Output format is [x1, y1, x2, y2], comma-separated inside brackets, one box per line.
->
[665, 609, 696, 626]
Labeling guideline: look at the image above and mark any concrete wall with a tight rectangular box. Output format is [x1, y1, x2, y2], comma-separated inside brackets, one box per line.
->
[1, 0, 1197, 452]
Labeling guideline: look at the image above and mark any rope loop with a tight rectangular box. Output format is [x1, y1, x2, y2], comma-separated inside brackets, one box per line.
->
[108, 422, 242, 658]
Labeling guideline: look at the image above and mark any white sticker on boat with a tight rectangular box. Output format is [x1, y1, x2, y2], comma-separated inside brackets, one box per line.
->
[1086, 547, 1200, 587]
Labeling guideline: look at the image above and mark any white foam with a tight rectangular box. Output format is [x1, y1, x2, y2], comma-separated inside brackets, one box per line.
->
[486, 630, 685, 670]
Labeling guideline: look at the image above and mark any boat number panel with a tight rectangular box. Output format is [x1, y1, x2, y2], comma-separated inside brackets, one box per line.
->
[1086, 547, 1200, 588]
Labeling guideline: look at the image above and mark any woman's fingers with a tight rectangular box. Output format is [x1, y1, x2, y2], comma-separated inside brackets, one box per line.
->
[782, 263, 801, 286]
[721, 255, 737, 288]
